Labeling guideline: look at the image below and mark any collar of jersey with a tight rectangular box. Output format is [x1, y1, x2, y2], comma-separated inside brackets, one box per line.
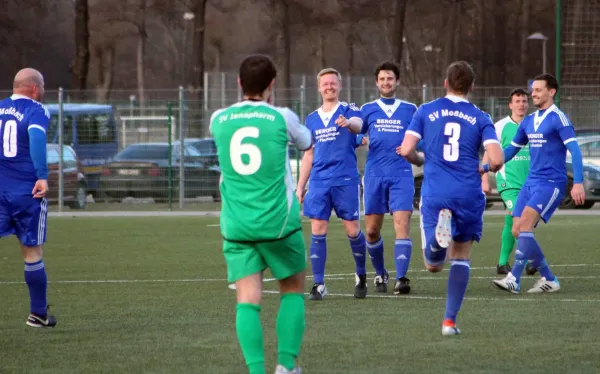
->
[10, 94, 32, 101]
[318, 102, 341, 116]
[445, 94, 469, 103]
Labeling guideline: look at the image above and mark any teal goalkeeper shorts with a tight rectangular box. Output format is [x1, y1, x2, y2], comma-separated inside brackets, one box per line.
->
[500, 189, 520, 213]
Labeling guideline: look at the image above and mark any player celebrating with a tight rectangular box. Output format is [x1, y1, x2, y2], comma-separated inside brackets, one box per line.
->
[0, 68, 56, 328]
[481, 88, 531, 274]
[360, 62, 417, 294]
[399, 61, 504, 335]
[296, 68, 366, 300]
[490, 74, 585, 294]
[211, 55, 312, 374]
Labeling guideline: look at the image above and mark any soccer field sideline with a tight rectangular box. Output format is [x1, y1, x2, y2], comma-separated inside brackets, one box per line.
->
[47, 209, 600, 217]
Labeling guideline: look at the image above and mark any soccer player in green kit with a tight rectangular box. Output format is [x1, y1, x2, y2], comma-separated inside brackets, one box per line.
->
[210, 54, 312, 374]
[481, 88, 532, 274]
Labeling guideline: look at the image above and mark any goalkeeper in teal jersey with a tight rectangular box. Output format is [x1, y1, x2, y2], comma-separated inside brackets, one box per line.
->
[481, 88, 532, 274]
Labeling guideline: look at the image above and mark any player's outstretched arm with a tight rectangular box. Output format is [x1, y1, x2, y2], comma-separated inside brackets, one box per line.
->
[282, 108, 313, 151]
[335, 115, 362, 134]
[296, 147, 314, 203]
[398, 133, 424, 167]
[483, 142, 503, 172]
[28, 126, 49, 198]
[480, 151, 491, 193]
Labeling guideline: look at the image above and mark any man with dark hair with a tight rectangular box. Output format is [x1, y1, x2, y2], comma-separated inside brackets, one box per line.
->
[359, 61, 418, 295]
[399, 60, 504, 335]
[210, 54, 312, 374]
[490, 73, 586, 294]
[481, 88, 531, 274]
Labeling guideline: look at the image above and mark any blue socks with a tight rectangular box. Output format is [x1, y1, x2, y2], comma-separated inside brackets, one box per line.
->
[348, 230, 367, 276]
[512, 232, 555, 283]
[310, 234, 327, 284]
[394, 239, 412, 279]
[24, 260, 48, 316]
[424, 232, 446, 267]
[366, 238, 386, 276]
[444, 259, 470, 323]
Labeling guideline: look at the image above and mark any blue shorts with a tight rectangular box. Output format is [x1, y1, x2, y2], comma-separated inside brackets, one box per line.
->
[303, 184, 360, 221]
[363, 176, 414, 215]
[419, 194, 486, 245]
[0, 193, 48, 246]
[512, 181, 566, 223]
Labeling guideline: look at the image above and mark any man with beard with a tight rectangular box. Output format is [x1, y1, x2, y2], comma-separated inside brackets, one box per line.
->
[296, 68, 367, 301]
[359, 62, 418, 295]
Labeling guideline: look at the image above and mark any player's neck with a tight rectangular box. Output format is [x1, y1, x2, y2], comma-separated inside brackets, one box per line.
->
[510, 114, 525, 124]
[321, 100, 339, 112]
[379, 95, 396, 103]
[243, 95, 265, 102]
[536, 101, 554, 111]
[446, 90, 468, 100]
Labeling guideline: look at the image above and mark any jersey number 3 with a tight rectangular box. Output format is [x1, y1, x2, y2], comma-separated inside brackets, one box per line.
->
[443, 122, 461, 162]
[230, 126, 261, 175]
[0, 120, 18, 158]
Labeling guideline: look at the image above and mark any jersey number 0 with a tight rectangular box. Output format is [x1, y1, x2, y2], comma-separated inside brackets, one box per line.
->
[230, 126, 262, 175]
[443, 122, 461, 162]
[0, 120, 18, 158]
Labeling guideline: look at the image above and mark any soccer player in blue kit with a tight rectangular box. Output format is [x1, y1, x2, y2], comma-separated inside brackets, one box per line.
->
[360, 62, 417, 295]
[490, 73, 586, 294]
[0, 68, 56, 328]
[399, 61, 504, 335]
[296, 68, 367, 300]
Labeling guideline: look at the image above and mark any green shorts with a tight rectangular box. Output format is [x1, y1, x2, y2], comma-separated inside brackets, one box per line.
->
[500, 189, 520, 213]
[223, 229, 307, 283]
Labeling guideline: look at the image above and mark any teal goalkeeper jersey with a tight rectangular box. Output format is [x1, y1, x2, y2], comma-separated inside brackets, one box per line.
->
[494, 116, 530, 192]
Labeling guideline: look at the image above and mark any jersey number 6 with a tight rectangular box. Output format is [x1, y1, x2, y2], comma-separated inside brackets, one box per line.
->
[443, 122, 461, 162]
[0, 119, 18, 158]
[230, 126, 262, 175]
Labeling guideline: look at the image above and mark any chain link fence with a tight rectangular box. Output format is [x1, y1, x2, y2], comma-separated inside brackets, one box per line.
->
[4, 72, 599, 211]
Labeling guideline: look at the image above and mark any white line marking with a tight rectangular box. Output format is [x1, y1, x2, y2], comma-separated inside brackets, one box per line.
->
[261, 290, 600, 303]
[0, 278, 227, 285]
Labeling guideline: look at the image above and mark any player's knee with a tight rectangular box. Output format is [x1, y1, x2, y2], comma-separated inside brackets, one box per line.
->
[365, 226, 380, 242]
[511, 225, 520, 239]
[424, 261, 444, 273]
[21, 245, 43, 263]
[310, 219, 328, 236]
[235, 274, 263, 305]
[343, 220, 361, 238]
[279, 271, 305, 294]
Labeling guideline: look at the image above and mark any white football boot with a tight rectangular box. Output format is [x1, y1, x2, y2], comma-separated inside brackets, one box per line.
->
[492, 273, 520, 294]
[527, 277, 560, 293]
[275, 365, 302, 374]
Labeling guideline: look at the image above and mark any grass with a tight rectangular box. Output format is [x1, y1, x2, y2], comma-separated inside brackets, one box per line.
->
[1, 215, 600, 373]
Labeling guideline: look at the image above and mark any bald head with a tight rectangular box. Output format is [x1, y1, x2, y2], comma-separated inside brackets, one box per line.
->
[13, 68, 45, 101]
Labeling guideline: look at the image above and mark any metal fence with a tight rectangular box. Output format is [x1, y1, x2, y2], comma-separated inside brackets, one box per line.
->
[5, 72, 600, 211]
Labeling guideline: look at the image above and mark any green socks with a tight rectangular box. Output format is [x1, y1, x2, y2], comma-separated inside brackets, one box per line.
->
[499, 214, 515, 265]
[276, 293, 306, 371]
[236, 303, 265, 374]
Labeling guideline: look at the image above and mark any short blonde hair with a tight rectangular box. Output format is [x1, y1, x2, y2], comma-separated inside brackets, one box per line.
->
[317, 68, 342, 85]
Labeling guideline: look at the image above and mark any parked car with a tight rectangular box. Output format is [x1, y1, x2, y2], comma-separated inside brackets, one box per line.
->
[568, 135, 600, 167]
[183, 137, 219, 168]
[47, 144, 87, 209]
[99, 142, 220, 201]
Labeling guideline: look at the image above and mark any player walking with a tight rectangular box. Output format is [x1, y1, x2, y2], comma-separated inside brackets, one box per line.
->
[360, 62, 417, 294]
[399, 61, 504, 335]
[296, 68, 367, 300]
[0, 68, 56, 328]
[490, 74, 585, 294]
[481, 88, 531, 274]
[210, 55, 312, 374]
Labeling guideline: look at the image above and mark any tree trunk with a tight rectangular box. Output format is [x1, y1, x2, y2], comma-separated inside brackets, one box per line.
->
[280, 0, 291, 106]
[519, 0, 530, 84]
[136, 0, 147, 108]
[191, 0, 208, 100]
[476, 0, 486, 84]
[71, 0, 89, 100]
[393, 0, 407, 64]
[95, 45, 115, 102]
[443, 0, 459, 67]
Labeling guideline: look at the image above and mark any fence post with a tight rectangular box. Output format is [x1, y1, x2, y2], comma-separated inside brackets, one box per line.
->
[167, 103, 173, 211]
[58, 87, 64, 213]
[422, 84, 428, 103]
[220, 72, 226, 108]
[361, 77, 366, 105]
[178, 87, 185, 209]
[347, 75, 352, 103]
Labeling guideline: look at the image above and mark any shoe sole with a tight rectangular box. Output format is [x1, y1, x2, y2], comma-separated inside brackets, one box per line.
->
[25, 321, 56, 328]
[435, 209, 452, 248]
[491, 280, 520, 294]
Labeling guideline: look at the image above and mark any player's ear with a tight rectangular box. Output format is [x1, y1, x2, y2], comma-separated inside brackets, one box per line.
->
[237, 76, 242, 89]
[443, 79, 448, 90]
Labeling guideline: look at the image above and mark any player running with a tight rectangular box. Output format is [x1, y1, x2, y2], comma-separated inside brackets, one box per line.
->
[360, 61, 417, 295]
[399, 61, 504, 335]
[481, 88, 531, 275]
[296, 68, 367, 300]
[210, 54, 312, 374]
[489, 73, 585, 294]
[0, 68, 56, 328]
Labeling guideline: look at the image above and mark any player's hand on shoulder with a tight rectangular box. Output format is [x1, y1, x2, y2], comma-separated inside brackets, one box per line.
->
[32, 179, 48, 198]
[571, 183, 585, 206]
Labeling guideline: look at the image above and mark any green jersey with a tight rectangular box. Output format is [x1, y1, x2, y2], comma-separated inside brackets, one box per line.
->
[210, 101, 312, 242]
[494, 116, 530, 192]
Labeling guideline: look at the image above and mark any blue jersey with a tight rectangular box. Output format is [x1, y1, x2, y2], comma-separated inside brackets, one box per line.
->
[406, 95, 498, 199]
[0, 95, 50, 195]
[360, 98, 417, 177]
[306, 102, 362, 188]
[511, 104, 575, 184]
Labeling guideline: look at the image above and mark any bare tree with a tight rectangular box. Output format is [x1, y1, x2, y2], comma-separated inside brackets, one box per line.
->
[71, 0, 90, 99]
[393, 0, 408, 64]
